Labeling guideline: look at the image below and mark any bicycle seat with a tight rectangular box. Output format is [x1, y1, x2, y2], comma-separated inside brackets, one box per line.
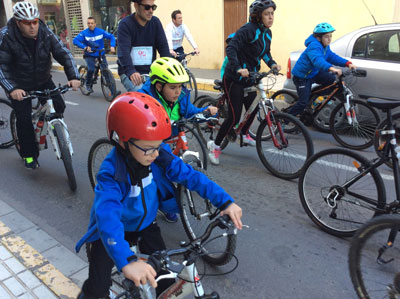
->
[367, 98, 400, 110]
[213, 80, 223, 91]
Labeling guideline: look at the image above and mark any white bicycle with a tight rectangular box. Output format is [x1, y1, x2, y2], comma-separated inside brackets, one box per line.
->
[111, 215, 239, 299]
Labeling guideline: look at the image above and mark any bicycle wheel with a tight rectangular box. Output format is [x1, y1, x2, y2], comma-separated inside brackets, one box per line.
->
[53, 122, 76, 191]
[0, 98, 15, 149]
[271, 89, 298, 112]
[10, 110, 23, 157]
[183, 124, 207, 170]
[374, 112, 400, 169]
[256, 112, 314, 180]
[192, 94, 209, 107]
[330, 99, 379, 150]
[299, 148, 386, 237]
[78, 66, 88, 95]
[185, 70, 198, 102]
[178, 183, 236, 265]
[195, 96, 229, 150]
[88, 137, 114, 190]
[311, 94, 342, 133]
[101, 68, 117, 102]
[349, 215, 400, 299]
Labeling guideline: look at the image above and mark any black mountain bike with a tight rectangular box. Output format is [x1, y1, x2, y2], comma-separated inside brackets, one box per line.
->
[78, 49, 119, 102]
[272, 69, 379, 150]
[299, 98, 400, 237]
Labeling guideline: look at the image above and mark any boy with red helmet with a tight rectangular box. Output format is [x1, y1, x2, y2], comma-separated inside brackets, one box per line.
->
[75, 92, 242, 298]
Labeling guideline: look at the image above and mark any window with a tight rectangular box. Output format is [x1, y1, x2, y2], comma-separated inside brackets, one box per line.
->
[367, 30, 400, 62]
[352, 34, 367, 58]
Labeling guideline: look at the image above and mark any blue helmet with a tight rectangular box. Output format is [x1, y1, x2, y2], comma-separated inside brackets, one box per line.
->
[313, 23, 335, 34]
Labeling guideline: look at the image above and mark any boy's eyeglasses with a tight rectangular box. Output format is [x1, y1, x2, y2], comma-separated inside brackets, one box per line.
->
[138, 3, 157, 11]
[20, 19, 39, 26]
[129, 141, 161, 156]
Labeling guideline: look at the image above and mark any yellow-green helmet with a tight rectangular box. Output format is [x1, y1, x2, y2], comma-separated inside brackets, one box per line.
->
[150, 57, 189, 85]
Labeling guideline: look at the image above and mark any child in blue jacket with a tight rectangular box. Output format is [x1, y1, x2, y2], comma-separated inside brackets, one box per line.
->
[288, 22, 356, 117]
[75, 92, 242, 299]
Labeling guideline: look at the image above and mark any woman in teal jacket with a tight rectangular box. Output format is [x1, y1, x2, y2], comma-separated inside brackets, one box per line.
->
[75, 92, 242, 299]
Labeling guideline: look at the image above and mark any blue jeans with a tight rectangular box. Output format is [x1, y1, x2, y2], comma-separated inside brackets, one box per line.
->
[120, 74, 143, 92]
[84, 55, 108, 87]
[288, 71, 336, 116]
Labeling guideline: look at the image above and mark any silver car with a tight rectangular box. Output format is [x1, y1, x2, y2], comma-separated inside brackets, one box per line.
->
[283, 23, 400, 101]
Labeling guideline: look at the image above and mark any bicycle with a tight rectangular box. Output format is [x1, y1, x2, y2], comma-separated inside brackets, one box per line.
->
[78, 49, 119, 102]
[109, 215, 239, 299]
[195, 70, 314, 180]
[0, 98, 14, 148]
[10, 85, 77, 191]
[272, 69, 380, 150]
[176, 51, 198, 101]
[298, 98, 400, 237]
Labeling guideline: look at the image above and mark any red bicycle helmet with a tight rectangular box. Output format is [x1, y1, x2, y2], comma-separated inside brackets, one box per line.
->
[107, 92, 171, 142]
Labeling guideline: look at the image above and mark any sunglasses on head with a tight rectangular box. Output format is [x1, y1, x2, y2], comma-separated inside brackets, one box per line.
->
[20, 19, 39, 26]
[138, 3, 157, 11]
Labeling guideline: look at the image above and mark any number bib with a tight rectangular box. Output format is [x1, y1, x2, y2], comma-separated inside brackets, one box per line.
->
[130, 46, 153, 66]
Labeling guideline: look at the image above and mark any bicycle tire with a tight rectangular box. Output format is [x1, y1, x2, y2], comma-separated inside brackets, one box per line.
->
[330, 99, 379, 150]
[186, 70, 198, 102]
[182, 124, 208, 170]
[271, 89, 298, 112]
[178, 183, 236, 266]
[53, 121, 77, 191]
[88, 137, 114, 190]
[256, 112, 314, 180]
[374, 112, 400, 169]
[192, 94, 209, 107]
[0, 98, 15, 148]
[10, 110, 23, 157]
[299, 148, 386, 237]
[101, 68, 117, 102]
[78, 66, 88, 95]
[349, 215, 400, 299]
[311, 94, 342, 133]
[195, 96, 229, 150]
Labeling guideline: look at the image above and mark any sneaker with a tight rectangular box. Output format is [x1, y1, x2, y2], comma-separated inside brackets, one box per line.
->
[207, 140, 221, 165]
[242, 134, 256, 146]
[85, 85, 94, 94]
[158, 210, 178, 223]
[24, 157, 39, 170]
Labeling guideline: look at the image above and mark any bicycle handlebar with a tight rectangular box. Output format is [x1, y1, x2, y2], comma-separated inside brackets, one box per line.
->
[24, 84, 71, 100]
[247, 69, 283, 84]
[170, 111, 218, 128]
[176, 51, 197, 59]
[334, 68, 367, 80]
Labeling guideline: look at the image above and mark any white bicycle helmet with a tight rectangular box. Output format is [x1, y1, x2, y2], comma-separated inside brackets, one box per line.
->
[13, 1, 40, 21]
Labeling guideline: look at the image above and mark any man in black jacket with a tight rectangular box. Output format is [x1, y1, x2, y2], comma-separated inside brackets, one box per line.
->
[0, 2, 80, 169]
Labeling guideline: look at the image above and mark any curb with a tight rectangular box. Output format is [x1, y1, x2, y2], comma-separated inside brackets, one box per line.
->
[0, 220, 80, 299]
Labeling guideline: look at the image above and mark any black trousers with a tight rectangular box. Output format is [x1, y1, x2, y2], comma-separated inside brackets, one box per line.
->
[81, 221, 174, 298]
[10, 79, 66, 158]
[215, 75, 257, 146]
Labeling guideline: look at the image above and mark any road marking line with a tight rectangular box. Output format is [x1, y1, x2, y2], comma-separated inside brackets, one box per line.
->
[0, 220, 80, 298]
[264, 148, 394, 181]
[65, 100, 79, 106]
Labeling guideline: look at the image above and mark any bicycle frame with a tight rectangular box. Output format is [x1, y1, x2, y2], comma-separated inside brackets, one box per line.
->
[229, 78, 288, 149]
[33, 98, 73, 159]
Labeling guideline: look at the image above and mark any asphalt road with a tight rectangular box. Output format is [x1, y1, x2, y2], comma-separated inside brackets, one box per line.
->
[0, 71, 397, 298]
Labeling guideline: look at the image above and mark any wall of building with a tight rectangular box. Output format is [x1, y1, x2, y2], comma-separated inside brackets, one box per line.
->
[154, 0, 398, 72]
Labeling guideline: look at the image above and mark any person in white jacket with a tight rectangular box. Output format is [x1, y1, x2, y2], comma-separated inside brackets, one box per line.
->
[165, 10, 199, 61]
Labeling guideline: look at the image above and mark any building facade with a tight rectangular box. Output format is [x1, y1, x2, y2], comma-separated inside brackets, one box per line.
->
[1, 0, 399, 71]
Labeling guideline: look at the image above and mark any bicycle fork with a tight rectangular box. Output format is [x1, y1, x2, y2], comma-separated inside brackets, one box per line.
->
[265, 109, 288, 149]
[48, 118, 74, 159]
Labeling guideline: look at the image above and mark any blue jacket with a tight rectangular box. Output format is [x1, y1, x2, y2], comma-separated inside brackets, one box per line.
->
[292, 34, 348, 79]
[139, 79, 206, 135]
[75, 144, 233, 271]
[73, 27, 116, 57]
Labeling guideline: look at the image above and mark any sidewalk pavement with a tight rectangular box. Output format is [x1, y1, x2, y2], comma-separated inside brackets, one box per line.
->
[52, 55, 285, 93]
[0, 197, 86, 299]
